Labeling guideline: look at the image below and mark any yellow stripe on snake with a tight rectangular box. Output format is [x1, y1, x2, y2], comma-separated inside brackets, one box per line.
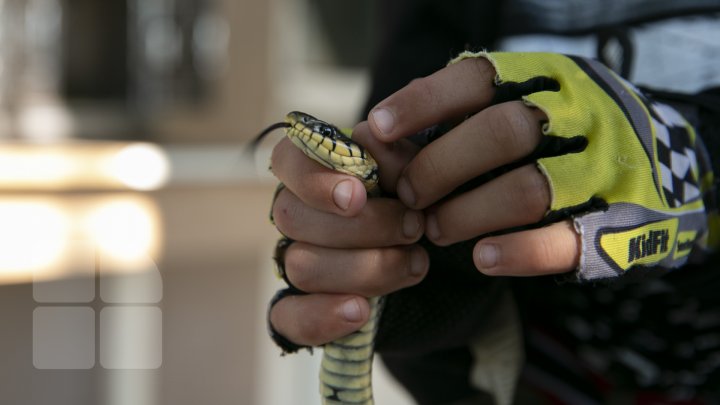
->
[255, 111, 383, 404]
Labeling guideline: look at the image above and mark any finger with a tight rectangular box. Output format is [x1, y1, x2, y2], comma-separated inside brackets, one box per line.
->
[350, 121, 420, 193]
[426, 164, 550, 246]
[473, 220, 581, 276]
[273, 189, 424, 248]
[397, 102, 546, 209]
[271, 137, 368, 216]
[271, 123, 420, 215]
[368, 57, 496, 142]
[270, 294, 370, 346]
[284, 242, 429, 296]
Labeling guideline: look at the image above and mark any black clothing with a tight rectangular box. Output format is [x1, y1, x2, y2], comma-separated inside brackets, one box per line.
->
[362, 1, 720, 403]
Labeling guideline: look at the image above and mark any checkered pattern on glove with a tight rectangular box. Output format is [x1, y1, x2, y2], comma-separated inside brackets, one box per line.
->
[452, 52, 716, 281]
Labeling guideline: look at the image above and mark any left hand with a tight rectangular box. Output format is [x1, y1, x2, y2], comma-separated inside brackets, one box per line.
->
[367, 52, 713, 281]
[267, 122, 428, 349]
[366, 56, 581, 277]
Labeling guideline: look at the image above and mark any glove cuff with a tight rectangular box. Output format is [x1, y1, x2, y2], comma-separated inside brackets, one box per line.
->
[267, 288, 312, 354]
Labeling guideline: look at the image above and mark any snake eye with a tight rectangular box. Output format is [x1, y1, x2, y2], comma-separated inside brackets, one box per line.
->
[320, 126, 335, 137]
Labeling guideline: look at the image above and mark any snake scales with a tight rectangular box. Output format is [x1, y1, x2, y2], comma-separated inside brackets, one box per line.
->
[255, 111, 383, 404]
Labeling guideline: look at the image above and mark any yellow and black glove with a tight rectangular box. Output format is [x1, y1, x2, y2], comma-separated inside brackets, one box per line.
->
[452, 51, 717, 281]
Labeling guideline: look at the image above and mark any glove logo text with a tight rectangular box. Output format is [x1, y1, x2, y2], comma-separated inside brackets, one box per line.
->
[628, 229, 670, 263]
[599, 218, 678, 270]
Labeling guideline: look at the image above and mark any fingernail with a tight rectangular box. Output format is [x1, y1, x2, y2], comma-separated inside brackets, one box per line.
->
[476, 244, 499, 269]
[342, 298, 363, 322]
[426, 214, 440, 241]
[402, 210, 421, 239]
[371, 108, 395, 136]
[333, 180, 353, 210]
[409, 247, 427, 277]
[397, 177, 416, 207]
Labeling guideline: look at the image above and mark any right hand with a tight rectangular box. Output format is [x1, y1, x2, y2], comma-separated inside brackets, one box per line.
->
[268, 121, 429, 347]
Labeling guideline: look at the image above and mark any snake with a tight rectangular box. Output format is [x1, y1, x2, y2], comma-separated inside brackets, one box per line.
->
[254, 111, 383, 404]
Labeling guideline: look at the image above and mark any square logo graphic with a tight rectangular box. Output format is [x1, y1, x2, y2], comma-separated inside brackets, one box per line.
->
[33, 307, 95, 370]
[100, 259, 163, 304]
[100, 307, 163, 369]
[33, 245, 163, 370]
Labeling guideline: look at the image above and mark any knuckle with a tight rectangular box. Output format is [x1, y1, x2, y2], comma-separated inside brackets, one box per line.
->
[380, 247, 407, 272]
[344, 248, 407, 296]
[277, 297, 323, 345]
[363, 248, 385, 274]
[409, 152, 448, 201]
[363, 200, 407, 244]
[513, 167, 550, 219]
[463, 57, 495, 85]
[492, 103, 539, 154]
[270, 296, 318, 345]
[423, 151, 449, 184]
[360, 249, 395, 294]
[271, 191, 301, 237]
[296, 317, 325, 345]
[284, 249, 317, 291]
[407, 77, 442, 109]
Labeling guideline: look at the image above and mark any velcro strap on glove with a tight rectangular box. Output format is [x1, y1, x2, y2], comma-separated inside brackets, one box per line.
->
[451, 51, 716, 281]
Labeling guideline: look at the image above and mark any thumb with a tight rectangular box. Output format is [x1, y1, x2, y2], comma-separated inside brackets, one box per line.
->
[351, 121, 420, 194]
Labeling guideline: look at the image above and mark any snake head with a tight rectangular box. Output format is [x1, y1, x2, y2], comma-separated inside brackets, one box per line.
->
[285, 111, 379, 194]
[287, 111, 342, 139]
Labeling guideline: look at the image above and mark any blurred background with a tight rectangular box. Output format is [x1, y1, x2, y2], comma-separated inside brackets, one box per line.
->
[2, 1, 719, 404]
[0, 0, 414, 403]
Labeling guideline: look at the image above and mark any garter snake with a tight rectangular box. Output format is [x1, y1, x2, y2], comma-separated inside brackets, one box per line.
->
[254, 111, 383, 404]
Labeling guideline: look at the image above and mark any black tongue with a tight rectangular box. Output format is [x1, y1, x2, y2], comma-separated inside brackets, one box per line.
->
[249, 121, 291, 151]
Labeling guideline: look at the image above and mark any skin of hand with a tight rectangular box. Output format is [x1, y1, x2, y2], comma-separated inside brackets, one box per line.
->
[270, 56, 583, 347]
[268, 122, 430, 347]
[368, 57, 582, 277]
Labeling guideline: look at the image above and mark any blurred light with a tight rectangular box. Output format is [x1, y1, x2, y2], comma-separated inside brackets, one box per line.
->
[0, 142, 170, 190]
[85, 200, 155, 263]
[0, 195, 161, 285]
[108, 143, 170, 190]
[18, 103, 74, 141]
[0, 149, 75, 183]
[0, 201, 69, 277]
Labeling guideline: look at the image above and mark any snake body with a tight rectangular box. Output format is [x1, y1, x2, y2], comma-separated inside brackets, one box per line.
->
[256, 111, 382, 404]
